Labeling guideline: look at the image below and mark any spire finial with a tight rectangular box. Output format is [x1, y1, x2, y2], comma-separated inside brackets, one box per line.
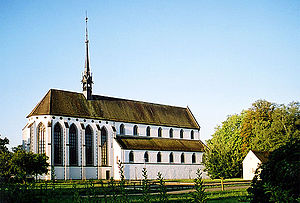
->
[81, 12, 93, 100]
[85, 11, 89, 44]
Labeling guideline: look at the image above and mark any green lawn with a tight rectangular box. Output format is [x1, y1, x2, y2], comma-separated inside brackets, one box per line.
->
[1, 180, 250, 202]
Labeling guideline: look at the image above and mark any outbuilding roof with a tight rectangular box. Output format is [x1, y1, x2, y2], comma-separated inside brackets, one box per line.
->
[252, 151, 270, 163]
[116, 135, 206, 152]
[28, 89, 200, 129]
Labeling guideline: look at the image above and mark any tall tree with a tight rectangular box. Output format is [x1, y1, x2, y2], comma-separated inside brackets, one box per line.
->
[204, 100, 300, 180]
[10, 148, 49, 181]
[203, 114, 244, 179]
[0, 134, 9, 153]
[0, 135, 11, 181]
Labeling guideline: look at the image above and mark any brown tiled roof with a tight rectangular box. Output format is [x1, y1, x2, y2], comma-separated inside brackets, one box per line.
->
[252, 151, 270, 163]
[27, 89, 200, 129]
[116, 135, 206, 152]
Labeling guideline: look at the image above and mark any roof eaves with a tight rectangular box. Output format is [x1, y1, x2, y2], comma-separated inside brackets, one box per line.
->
[187, 106, 200, 130]
[26, 89, 51, 118]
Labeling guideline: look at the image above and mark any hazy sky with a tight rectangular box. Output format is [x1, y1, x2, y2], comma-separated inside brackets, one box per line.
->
[0, 1, 299, 148]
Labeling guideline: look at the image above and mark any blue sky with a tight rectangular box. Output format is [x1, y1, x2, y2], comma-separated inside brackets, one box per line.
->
[0, 0, 299, 148]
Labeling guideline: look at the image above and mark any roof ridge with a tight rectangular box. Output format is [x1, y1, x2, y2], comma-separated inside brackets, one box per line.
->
[51, 88, 187, 109]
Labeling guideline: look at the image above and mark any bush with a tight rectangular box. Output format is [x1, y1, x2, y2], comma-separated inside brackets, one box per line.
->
[248, 139, 300, 202]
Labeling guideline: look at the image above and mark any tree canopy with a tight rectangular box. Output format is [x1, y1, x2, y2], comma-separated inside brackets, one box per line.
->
[0, 136, 49, 182]
[203, 100, 300, 179]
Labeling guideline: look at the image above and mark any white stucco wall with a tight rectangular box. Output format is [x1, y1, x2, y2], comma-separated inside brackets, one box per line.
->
[114, 122, 200, 140]
[24, 115, 205, 180]
[243, 150, 261, 180]
[122, 150, 208, 180]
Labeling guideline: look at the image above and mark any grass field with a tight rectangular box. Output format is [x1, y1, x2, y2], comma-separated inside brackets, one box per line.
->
[0, 179, 251, 202]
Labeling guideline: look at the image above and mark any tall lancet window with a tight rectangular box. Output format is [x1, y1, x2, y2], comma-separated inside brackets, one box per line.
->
[54, 123, 63, 165]
[101, 127, 108, 166]
[69, 124, 78, 166]
[30, 125, 34, 152]
[85, 125, 93, 166]
[37, 123, 46, 154]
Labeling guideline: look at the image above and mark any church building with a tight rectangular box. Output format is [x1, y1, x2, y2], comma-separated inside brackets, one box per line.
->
[22, 17, 207, 180]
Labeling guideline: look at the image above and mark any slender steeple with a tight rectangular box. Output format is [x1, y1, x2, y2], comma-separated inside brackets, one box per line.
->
[81, 12, 93, 100]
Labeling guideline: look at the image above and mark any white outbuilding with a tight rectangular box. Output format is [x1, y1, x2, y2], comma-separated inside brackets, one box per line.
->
[243, 150, 269, 180]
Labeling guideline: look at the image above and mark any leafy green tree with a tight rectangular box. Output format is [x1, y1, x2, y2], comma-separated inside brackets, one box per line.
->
[203, 113, 244, 179]
[241, 100, 300, 153]
[204, 100, 300, 182]
[10, 148, 49, 181]
[0, 135, 11, 181]
[248, 140, 300, 202]
[191, 169, 207, 203]
[0, 135, 9, 153]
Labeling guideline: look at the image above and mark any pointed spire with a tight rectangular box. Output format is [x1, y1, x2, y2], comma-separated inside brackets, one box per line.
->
[85, 11, 90, 74]
[81, 12, 93, 100]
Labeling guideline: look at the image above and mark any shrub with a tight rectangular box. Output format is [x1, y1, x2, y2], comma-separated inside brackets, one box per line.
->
[248, 139, 300, 202]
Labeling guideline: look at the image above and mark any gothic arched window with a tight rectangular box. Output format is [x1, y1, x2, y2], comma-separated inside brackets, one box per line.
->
[69, 124, 78, 166]
[54, 123, 63, 165]
[146, 126, 151, 137]
[157, 152, 162, 163]
[144, 151, 149, 163]
[129, 151, 134, 162]
[85, 125, 93, 166]
[37, 123, 46, 154]
[120, 124, 125, 135]
[180, 129, 184, 138]
[191, 130, 194, 140]
[101, 127, 108, 166]
[181, 153, 185, 163]
[30, 125, 34, 152]
[192, 153, 196, 163]
[169, 152, 174, 163]
[158, 127, 162, 137]
[133, 125, 138, 136]
[169, 128, 173, 138]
